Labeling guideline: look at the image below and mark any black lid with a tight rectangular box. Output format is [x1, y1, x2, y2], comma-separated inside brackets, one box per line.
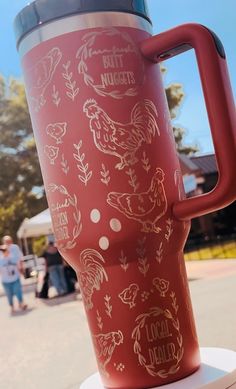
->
[14, 0, 151, 49]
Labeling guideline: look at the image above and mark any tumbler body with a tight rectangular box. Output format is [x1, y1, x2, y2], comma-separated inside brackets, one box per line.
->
[16, 6, 202, 389]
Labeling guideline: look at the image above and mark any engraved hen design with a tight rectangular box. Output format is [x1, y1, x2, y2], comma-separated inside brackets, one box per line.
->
[107, 168, 167, 233]
[44, 145, 59, 165]
[83, 99, 159, 170]
[26, 47, 62, 111]
[118, 283, 139, 308]
[77, 249, 108, 310]
[46, 122, 67, 144]
[93, 330, 124, 376]
[153, 277, 169, 297]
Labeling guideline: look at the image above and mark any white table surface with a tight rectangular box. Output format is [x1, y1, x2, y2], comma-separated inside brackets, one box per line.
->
[80, 347, 236, 389]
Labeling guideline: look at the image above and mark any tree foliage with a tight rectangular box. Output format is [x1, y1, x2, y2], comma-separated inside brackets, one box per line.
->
[0, 76, 47, 239]
[165, 82, 198, 155]
[0, 73, 197, 239]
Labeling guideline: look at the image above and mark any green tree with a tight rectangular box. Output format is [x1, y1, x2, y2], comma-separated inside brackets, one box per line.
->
[0, 76, 47, 239]
[165, 82, 198, 155]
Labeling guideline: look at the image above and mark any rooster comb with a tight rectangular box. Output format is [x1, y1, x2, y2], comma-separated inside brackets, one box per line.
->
[83, 99, 97, 111]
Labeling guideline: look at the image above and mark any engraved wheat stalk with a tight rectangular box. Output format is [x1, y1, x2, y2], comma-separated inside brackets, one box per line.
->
[73, 141, 92, 186]
[156, 241, 163, 264]
[137, 237, 149, 276]
[52, 85, 61, 107]
[126, 168, 139, 192]
[104, 295, 112, 318]
[165, 219, 174, 241]
[141, 151, 151, 173]
[61, 154, 69, 175]
[119, 250, 129, 272]
[96, 310, 103, 330]
[100, 163, 110, 186]
[62, 61, 79, 101]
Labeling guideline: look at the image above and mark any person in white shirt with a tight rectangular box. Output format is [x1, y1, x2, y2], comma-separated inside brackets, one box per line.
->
[0, 236, 27, 314]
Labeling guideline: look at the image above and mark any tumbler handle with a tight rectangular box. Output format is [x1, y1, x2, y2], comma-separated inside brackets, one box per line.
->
[140, 23, 236, 220]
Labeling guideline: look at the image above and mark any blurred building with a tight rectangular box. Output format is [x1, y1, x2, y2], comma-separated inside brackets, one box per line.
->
[180, 153, 236, 242]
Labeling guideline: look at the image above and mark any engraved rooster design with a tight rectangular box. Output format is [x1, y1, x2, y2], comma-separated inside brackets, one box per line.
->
[77, 249, 108, 310]
[153, 277, 170, 297]
[118, 283, 139, 308]
[107, 168, 167, 233]
[26, 47, 62, 111]
[46, 122, 67, 144]
[93, 330, 124, 376]
[83, 99, 159, 170]
[44, 145, 59, 165]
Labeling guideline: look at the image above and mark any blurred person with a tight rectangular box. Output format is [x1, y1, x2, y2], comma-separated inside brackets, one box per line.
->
[42, 241, 68, 296]
[2, 235, 23, 256]
[0, 244, 27, 314]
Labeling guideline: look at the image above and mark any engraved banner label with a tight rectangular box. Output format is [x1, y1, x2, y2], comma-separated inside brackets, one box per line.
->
[132, 302, 184, 378]
[47, 184, 82, 250]
[77, 28, 145, 99]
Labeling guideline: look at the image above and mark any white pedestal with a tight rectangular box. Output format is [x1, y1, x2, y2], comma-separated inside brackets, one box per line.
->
[80, 348, 236, 389]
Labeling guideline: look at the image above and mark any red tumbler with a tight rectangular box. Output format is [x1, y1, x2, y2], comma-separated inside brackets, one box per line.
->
[14, 1, 236, 388]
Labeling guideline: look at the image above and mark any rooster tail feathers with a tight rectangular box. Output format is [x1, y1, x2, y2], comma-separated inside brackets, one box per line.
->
[47, 47, 62, 69]
[131, 99, 159, 143]
[80, 248, 108, 286]
[107, 193, 120, 209]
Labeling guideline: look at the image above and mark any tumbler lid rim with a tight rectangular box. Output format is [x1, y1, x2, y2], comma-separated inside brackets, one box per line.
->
[14, 0, 151, 50]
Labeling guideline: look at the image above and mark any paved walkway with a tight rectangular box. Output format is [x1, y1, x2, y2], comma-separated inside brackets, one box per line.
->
[0, 259, 236, 389]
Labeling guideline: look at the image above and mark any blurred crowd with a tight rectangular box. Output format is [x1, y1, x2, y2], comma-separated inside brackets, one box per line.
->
[0, 235, 78, 314]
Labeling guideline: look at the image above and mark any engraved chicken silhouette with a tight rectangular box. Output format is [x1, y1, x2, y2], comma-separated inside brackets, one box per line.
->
[107, 168, 167, 233]
[46, 122, 67, 144]
[93, 330, 124, 376]
[44, 145, 59, 165]
[118, 283, 139, 308]
[83, 99, 159, 170]
[77, 249, 108, 310]
[26, 47, 62, 111]
[153, 277, 169, 297]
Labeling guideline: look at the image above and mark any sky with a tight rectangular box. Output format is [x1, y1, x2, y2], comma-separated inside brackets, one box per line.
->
[0, 0, 235, 155]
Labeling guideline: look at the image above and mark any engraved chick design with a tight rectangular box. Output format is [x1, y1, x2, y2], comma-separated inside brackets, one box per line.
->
[83, 99, 159, 170]
[44, 145, 59, 165]
[93, 330, 124, 376]
[26, 47, 62, 110]
[118, 283, 139, 308]
[107, 168, 167, 233]
[77, 249, 108, 310]
[46, 122, 67, 144]
[153, 277, 169, 297]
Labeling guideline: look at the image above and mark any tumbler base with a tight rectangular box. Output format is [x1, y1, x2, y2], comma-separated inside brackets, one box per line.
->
[80, 348, 236, 389]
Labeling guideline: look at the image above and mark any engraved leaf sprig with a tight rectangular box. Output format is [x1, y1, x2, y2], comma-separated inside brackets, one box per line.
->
[52, 85, 61, 107]
[96, 310, 103, 330]
[73, 141, 92, 186]
[165, 219, 174, 241]
[137, 237, 149, 277]
[62, 61, 79, 101]
[104, 295, 112, 318]
[119, 250, 129, 272]
[126, 168, 139, 193]
[141, 151, 151, 173]
[156, 241, 163, 264]
[61, 154, 69, 175]
[170, 291, 179, 314]
[100, 163, 110, 186]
